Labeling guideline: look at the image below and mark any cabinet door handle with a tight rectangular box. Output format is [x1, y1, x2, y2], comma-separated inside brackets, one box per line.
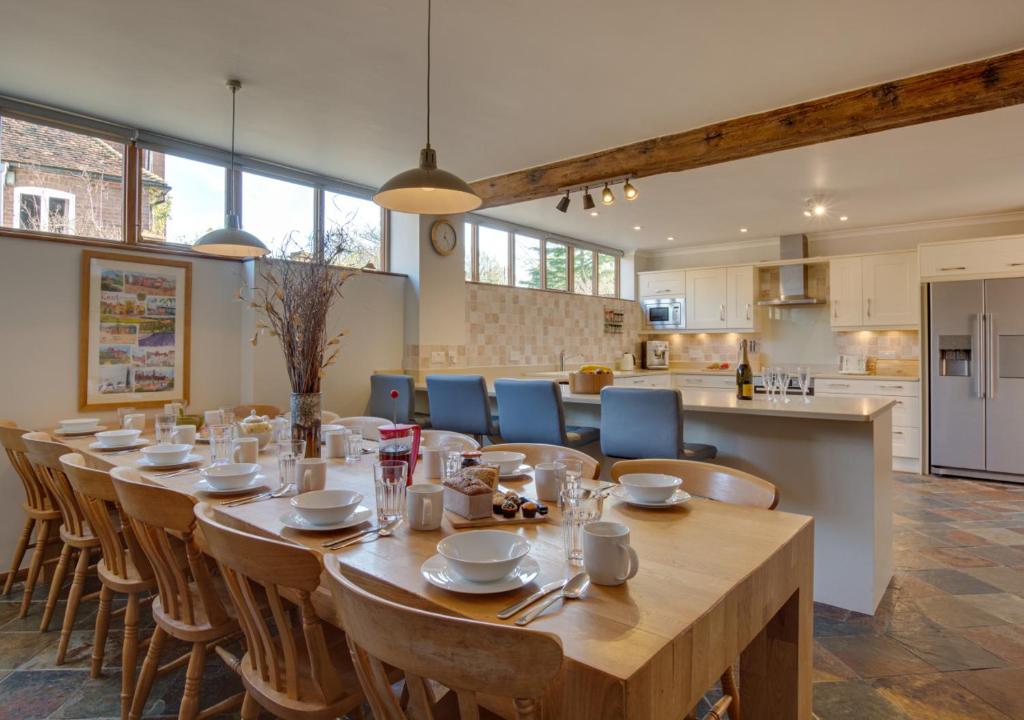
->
[866, 298, 872, 318]
[833, 300, 839, 319]
[1009, 262, 1024, 267]
[746, 303, 751, 321]
[893, 431, 904, 436]
[879, 384, 904, 389]
[939, 266, 967, 271]
[720, 305, 726, 322]
[831, 383, 851, 388]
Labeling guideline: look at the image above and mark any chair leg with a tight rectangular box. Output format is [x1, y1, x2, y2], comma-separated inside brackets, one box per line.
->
[91, 584, 113, 677]
[240, 692, 259, 720]
[38, 534, 70, 626]
[130, 625, 166, 720]
[3, 516, 34, 596]
[120, 592, 141, 720]
[56, 546, 90, 665]
[720, 665, 741, 720]
[19, 519, 51, 617]
[178, 642, 206, 720]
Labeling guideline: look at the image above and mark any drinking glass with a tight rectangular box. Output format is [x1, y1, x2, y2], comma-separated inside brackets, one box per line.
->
[374, 460, 408, 523]
[762, 366, 775, 401]
[345, 431, 363, 461]
[561, 488, 602, 566]
[276, 439, 306, 493]
[442, 450, 463, 482]
[777, 368, 791, 403]
[559, 458, 584, 508]
[220, 408, 237, 438]
[208, 424, 233, 465]
[155, 414, 177, 444]
[797, 366, 812, 402]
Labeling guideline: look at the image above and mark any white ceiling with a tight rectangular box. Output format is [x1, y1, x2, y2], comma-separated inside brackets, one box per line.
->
[3, 0, 1024, 250]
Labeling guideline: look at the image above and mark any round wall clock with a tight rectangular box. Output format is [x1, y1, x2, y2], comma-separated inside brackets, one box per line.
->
[430, 219, 458, 256]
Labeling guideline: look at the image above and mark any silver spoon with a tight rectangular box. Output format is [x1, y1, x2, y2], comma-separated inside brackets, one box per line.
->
[329, 517, 402, 549]
[223, 483, 294, 508]
[515, 572, 590, 626]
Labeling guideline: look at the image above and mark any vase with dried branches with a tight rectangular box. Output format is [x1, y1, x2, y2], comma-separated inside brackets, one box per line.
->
[238, 224, 365, 457]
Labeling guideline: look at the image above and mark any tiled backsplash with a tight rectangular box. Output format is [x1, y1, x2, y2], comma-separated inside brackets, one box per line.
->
[834, 330, 920, 360]
[666, 332, 759, 365]
[404, 284, 642, 369]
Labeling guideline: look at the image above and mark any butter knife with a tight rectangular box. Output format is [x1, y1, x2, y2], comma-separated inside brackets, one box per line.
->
[322, 525, 379, 549]
[496, 579, 566, 620]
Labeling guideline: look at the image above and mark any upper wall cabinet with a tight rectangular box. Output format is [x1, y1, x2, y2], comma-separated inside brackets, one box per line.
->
[686, 267, 729, 329]
[829, 251, 919, 329]
[920, 235, 1024, 281]
[726, 266, 755, 330]
[638, 270, 686, 299]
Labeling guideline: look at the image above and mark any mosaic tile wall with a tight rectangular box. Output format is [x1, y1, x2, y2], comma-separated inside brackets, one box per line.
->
[666, 332, 762, 365]
[835, 329, 920, 360]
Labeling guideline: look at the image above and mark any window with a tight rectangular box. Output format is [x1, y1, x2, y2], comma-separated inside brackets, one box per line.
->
[142, 151, 224, 246]
[514, 233, 541, 288]
[545, 240, 568, 291]
[324, 190, 382, 269]
[464, 222, 473, 280]
[1, 115, 124, 240]
[477, 225, 509, 285]
[574, 248, 595, 294]
[241, 171, 315, 259]
[598, 253, 617, 296]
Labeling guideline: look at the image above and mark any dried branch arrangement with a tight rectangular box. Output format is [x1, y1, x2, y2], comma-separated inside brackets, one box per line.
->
[237, 225, 361, 394]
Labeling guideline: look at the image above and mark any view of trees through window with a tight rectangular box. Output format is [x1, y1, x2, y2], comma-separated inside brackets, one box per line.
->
[477, 225, 509, 284]
[514, 233, 541, 288]
[574, 249, 594, 294]
[545, 241, 569, 291]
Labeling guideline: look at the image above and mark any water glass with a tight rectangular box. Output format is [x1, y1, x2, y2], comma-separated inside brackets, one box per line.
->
[208, 424, 233, 465]
[561, 488, 602, 567]
[220, 408, 237, 438]
[777, 368, 792, 403]
[345, 431, 363, 461]
[276, 439, 306, 493]
[442, 450, 463, 482]
[155, 414, 177, 444]
[797, 366, 811, 402]
[762, 366, 776, 400]
[374, 460, 408, 523]
[559, 458, 584, 508]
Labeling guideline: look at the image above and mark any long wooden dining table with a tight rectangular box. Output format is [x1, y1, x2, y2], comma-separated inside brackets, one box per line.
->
[64, 432, 814, 720]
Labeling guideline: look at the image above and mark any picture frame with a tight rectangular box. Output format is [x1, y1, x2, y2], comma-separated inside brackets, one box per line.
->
[79, 250, 191, 410]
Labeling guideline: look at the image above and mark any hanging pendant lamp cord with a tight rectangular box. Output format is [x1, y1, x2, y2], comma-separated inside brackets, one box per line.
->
[229, 83, 237, 214]
[426, 0, 432, 148]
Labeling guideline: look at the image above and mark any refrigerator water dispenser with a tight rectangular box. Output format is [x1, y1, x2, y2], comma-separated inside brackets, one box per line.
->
[938, 335, 972, 377]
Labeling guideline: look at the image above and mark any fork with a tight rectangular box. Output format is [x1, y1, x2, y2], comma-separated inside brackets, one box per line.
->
[152, 465, 209, 479]
[223, 483, 294, 508]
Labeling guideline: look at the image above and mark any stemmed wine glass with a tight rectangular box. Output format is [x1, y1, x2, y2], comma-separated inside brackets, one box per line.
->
[762, 366, 776, 401]
[797, 367, 811, 403]
[777, 368, 792, 403]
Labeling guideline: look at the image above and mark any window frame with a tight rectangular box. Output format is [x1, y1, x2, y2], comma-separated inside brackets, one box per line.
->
[13, 186, 76, 234]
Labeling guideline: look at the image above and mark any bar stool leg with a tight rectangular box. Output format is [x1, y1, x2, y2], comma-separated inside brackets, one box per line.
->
[240, 693, 259, 720]
[130, 625, 166, 720]
[179, 642, 206, 720]
[119, 592, 141, 720]
[56, 546, 90, 664]
[91, 584, 113, 677]
[3, 516, 33, 596]
[38, 534, 69, 625]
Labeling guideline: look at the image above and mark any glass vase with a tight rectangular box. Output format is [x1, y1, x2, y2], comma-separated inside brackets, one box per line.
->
[290, 392, 322, 459]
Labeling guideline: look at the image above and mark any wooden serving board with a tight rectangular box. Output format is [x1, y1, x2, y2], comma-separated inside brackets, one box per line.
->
[445, 510, 550, 529]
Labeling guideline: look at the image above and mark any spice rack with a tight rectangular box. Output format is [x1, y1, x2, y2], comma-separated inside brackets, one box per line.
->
[603, 308, 625, 335]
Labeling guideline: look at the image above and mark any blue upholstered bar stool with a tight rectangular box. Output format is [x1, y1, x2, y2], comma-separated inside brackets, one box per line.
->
[494, 379, 599, 448]
[367, 374, 416, 423]
[425, 375, 499, 443]
[599, 387, 717, 461]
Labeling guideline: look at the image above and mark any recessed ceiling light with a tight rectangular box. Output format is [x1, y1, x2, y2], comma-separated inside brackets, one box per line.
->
[803, 210, 812, 217]
[840, 215, 849, 222]
[589, 210, 599, 217]
[633, 225, 642, 231]
[813, 204, 827, 217]
[739, 228, 748, 233]
[666, 236, 675, 241]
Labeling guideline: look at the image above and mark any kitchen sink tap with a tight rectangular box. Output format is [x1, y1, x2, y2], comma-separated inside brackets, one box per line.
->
[559, 350, 585, 371]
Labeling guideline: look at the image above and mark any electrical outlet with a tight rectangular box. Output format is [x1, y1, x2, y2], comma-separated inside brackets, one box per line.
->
[430, 351, 445, 365]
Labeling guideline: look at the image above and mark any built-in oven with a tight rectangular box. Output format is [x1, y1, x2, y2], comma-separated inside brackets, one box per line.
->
[642, 297, 685, 330]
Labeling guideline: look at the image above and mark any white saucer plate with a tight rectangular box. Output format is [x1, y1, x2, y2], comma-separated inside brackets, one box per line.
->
[500, 464, 533, 479]
[279, 505, 373, 532]
[55, 425, 107, 437]
[420, 555, 540, 594]
[610, 485, 692, 508]
[89, 440, 150, 452]
[136, 453, 203, 470]
[194, 475, 268, 496]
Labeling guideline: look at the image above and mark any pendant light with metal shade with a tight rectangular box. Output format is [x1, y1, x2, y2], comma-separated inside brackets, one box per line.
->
[194, 80, 269, 258]
[373, 0, 481, 215]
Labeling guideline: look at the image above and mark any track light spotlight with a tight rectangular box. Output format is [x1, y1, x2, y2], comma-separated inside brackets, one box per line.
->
[623, 179, 638, 200]
[601, 183, 614, 206]
[555, 192, 570, 213]
[582, 188, 596, 211]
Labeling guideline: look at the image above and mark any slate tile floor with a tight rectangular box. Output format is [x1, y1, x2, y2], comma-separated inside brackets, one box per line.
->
[6, 472, 1024, 718]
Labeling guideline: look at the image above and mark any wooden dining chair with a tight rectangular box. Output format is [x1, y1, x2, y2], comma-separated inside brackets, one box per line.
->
[22, 432, 101, 662]
[194, 503, 372, 720]
[232, 404, 283, 420]
[324, 556, 564, 720]
[110, 467, 243, 720]
[0, 421, 61, 618]
[612, 459, 780, 720]
[485, 443, 600, 480]
[60, 452, 156, 720]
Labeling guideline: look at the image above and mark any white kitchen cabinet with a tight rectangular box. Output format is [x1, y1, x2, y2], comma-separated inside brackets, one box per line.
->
[614, 373, 670, 388]
[726, 266, 755, 330]
[673, 374, 735, 390]
[638, 270, 686, 299]
[686, 267, 728, 330]
[829, 252, 918, 328]
[920, 235, 1024, 281]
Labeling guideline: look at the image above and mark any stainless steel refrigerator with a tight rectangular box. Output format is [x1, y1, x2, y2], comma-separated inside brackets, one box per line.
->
[930, 278, 1024, 481]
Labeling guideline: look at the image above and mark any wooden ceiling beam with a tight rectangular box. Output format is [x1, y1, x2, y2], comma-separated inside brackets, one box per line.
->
[471, 47, 1024, 209]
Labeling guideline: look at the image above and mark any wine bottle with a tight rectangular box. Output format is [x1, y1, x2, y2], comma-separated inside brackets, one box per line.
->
[737, 339, 754, 400]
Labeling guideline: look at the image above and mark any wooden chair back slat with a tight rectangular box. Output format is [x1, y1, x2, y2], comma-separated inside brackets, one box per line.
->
[194, 503, 346, 706]
[610, 459, 779, 509]
[22, 432, 89, 537]
[110, 468, 229, 629]
[0, 421, 51, 512]
[484, 443, 600, 479]
[324, 558, 563, 718]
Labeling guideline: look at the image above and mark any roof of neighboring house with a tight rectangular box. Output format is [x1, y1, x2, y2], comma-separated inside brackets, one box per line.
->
[0, 117, 168, 189]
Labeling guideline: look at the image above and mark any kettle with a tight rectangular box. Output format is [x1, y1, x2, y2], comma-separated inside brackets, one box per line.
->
[620, 352, 636, 371]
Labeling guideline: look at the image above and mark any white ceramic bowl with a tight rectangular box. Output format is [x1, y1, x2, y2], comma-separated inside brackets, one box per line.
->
[618, 473, 682, 503]
[290, 489, 363, 526]
[238, 428, 273, 450]
[202, 462, 260, 490]
[480, 451, 527, 476]
[59, 418, 101, 432]
[437, 530, 531, 583]
[95, 429, 141, 448]
[140, 443, 193, 466]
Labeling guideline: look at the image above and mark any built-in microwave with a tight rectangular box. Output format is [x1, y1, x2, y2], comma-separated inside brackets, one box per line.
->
[642, 297, 685, 329]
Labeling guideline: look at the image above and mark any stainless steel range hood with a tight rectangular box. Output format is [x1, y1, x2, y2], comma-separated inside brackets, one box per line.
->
[756, 234, 826, 306]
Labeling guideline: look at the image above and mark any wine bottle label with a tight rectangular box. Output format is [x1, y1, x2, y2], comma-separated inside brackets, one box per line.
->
[742, 383, 753, 398]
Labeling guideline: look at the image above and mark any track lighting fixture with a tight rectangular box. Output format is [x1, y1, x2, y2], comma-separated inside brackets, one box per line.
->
[623, 179, 638, 201]
[552, 175, 638, 215]
[601, 183, 614, 206]
[582, 188, 596, 211]
[555, 192, 570, 213]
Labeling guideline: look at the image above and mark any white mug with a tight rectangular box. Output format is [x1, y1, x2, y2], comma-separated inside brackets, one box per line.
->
[583, 522, 640, 586]
[407, 484, 443, 531]
[204, 410, 225, 428]
[325, 429, 351, 459]
[421, 446, 445, 480]
[232, 437, 259, 464]
[297, 458, 327, 493]
[534, 462, 565, 502]
[122, 413, 146, 431]
[172, 424, 196, 445]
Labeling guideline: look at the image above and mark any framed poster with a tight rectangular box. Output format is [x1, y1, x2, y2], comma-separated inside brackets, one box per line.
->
[79, 251, 191, 410]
